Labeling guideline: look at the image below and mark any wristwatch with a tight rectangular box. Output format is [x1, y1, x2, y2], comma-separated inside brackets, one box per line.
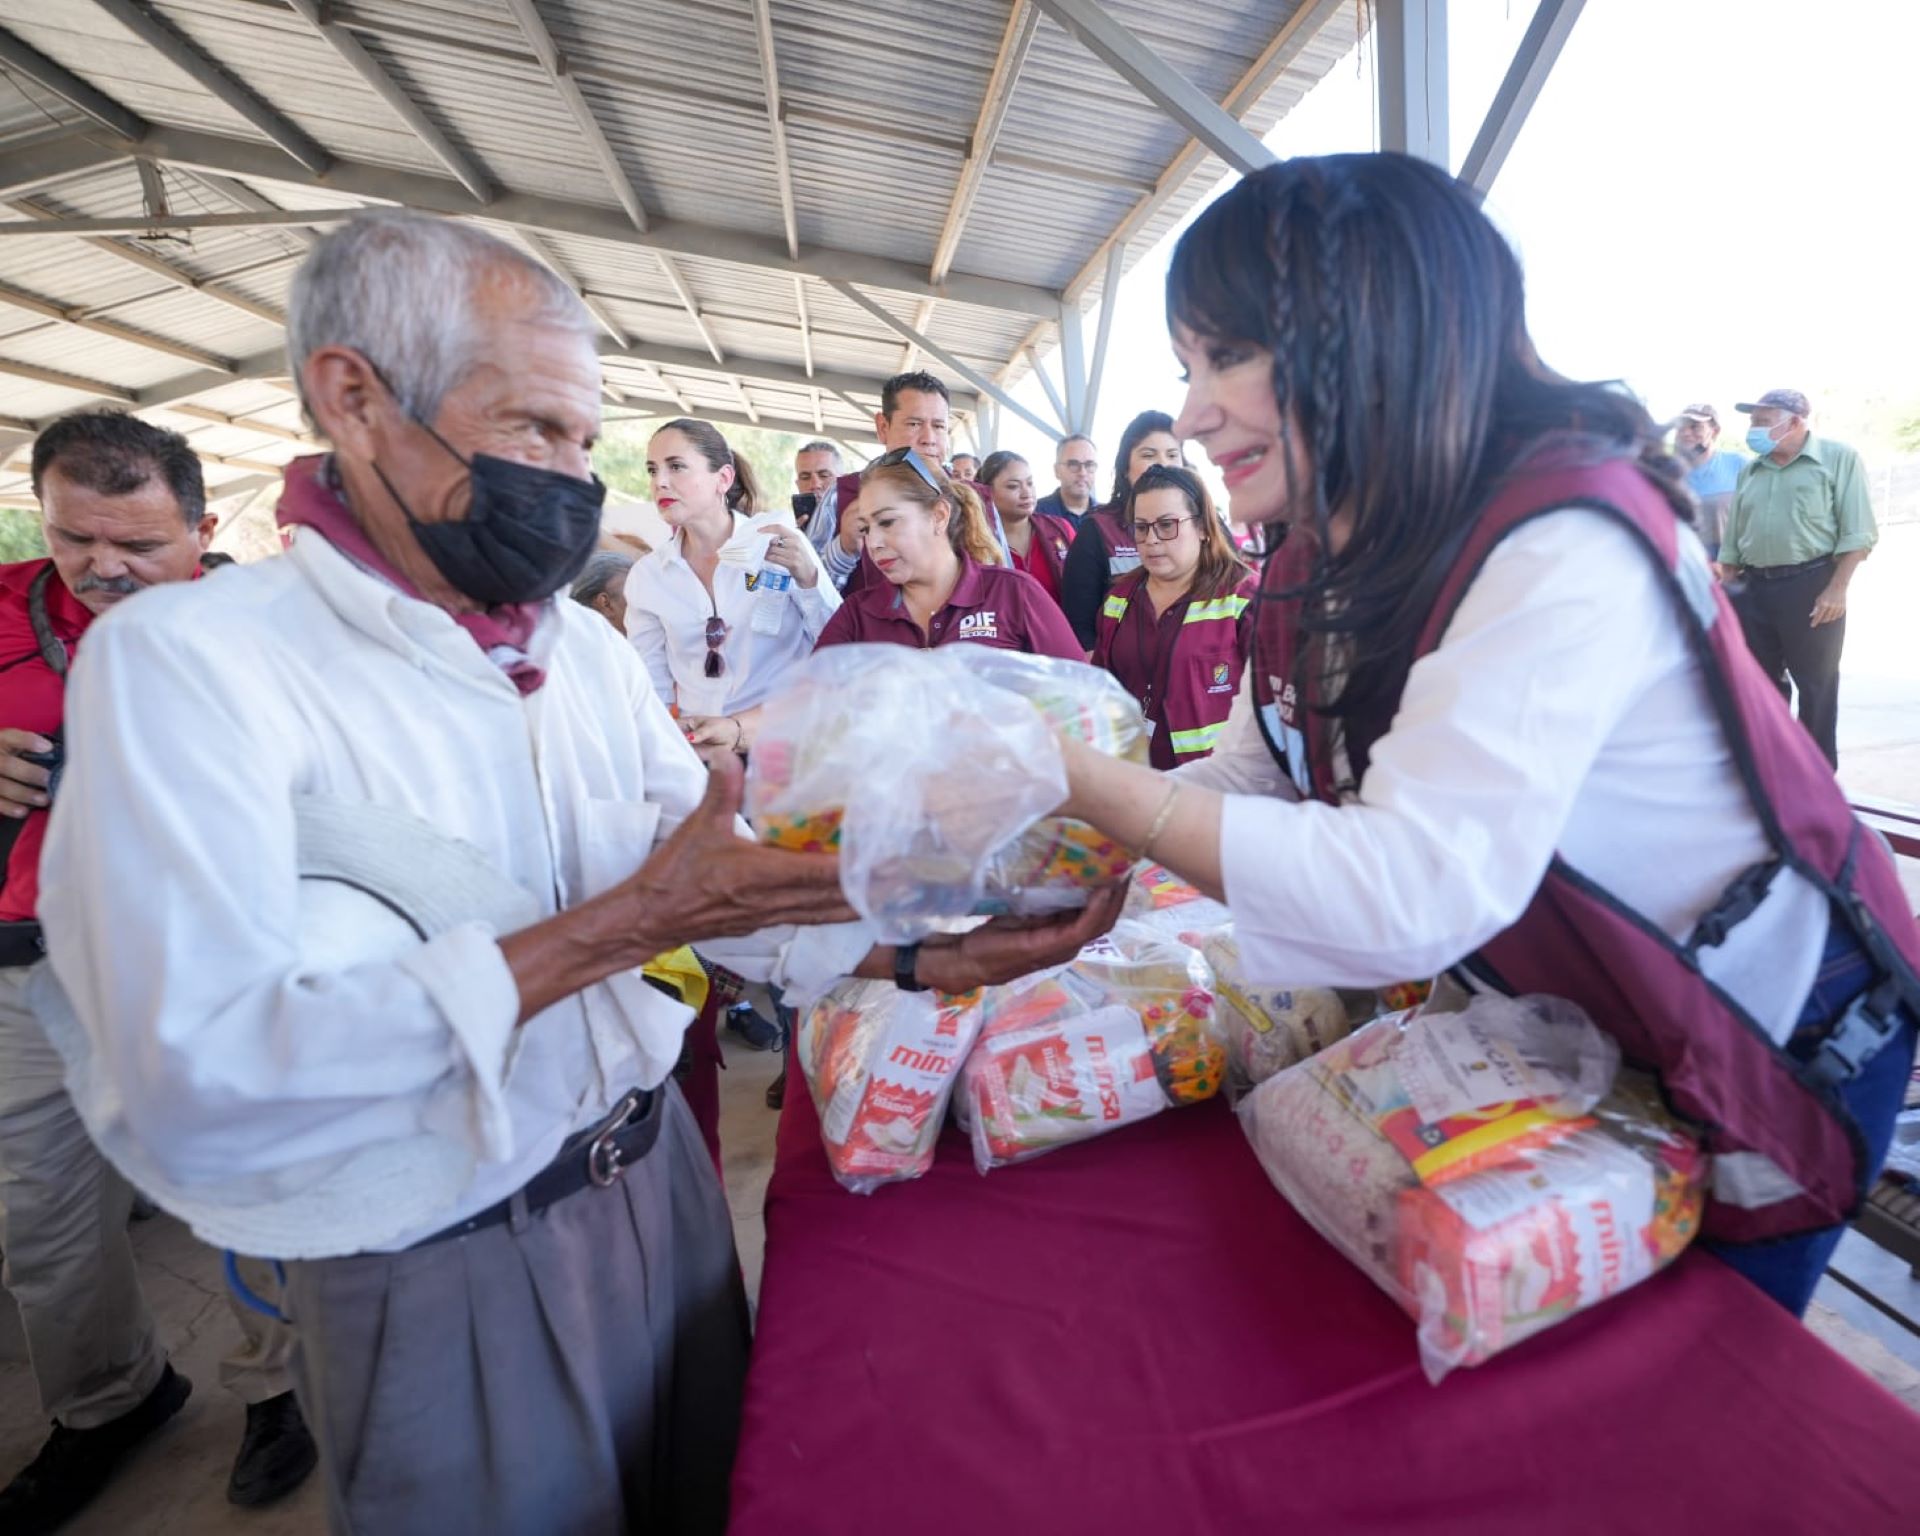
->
[894, 942, 927, 993]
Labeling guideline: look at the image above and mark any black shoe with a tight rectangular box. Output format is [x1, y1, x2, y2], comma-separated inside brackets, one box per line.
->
[0, 1364, 192, 1535]
[227, 1391, 317, 1507]
[724, 1004, 781, 1051]
[766, 1069, 787, 1110]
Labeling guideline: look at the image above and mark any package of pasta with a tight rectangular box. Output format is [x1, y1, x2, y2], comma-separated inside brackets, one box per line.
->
[796, 979, 983, 1195]
[1201, 929, 1362, 1099]
[1237, 994, 1707, 1382]
[958, 921, 1222, 1171]
[745, 644, 1145, 941]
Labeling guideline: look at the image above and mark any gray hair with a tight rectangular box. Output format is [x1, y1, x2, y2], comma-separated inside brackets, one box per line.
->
[796, 439, 841, 461]
[569, 548, 635, 605]
[287, 210, 595, 424]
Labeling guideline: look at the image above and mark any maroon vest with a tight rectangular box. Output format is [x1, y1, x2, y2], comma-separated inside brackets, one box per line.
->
[1085, 508, 1140, 578]
[1249, 447, 1920, 1242]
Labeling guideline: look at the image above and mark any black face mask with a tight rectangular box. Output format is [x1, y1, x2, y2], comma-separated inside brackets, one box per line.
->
[372, 403, 605, 607]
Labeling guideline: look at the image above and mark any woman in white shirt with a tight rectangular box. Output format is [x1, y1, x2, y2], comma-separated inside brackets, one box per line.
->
[1043, 153, 1920, 1317]
[624, 418, 840, 754]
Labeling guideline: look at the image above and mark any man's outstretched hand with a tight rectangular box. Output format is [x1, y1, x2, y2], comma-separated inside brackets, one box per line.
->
[900, 882, 1127, 995]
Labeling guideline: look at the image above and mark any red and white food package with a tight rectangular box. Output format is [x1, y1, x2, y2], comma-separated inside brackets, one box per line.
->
[796, 980, 982, 1195]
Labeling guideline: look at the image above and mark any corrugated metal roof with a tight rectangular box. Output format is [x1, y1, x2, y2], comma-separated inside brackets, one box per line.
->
[0, 0, 1360, 455]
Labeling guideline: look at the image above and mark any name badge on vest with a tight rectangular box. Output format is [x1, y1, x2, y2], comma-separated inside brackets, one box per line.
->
[1257, 676, 1312, 798]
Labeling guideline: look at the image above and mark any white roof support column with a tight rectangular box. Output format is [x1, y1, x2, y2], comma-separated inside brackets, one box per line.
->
[1374, 0, 1450, 169]
[1080, 240, 1125, 437]
[1058, 299, 1088, 436]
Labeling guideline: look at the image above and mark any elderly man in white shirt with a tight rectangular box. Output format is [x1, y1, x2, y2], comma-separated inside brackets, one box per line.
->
[34, 211, 1114, 1536]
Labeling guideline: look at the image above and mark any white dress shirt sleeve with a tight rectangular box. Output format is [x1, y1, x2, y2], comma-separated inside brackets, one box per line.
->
[1216, 509, 1672, 987]
[622, 562, 679, 706]
[789, 535, 841, 639]
[39, 609, 524, 1188]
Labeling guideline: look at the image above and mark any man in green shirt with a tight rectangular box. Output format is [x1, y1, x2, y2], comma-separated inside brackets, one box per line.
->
[1719, 388, 1875, 767]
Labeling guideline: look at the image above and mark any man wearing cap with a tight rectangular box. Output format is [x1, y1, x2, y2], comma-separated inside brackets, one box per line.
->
[1673, 405, 1744, 560]
[1720, 389, 1876, 767]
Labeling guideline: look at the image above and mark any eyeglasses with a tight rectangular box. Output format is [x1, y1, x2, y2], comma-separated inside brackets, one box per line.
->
[1058, 458, 1099, 473]
[1131, 514, 1195, 543]
[874, 446, 943, 493]
[703, 614, 728, 679]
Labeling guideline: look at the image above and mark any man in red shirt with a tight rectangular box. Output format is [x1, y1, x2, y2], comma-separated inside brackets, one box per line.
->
[0, 412, 315, 1530]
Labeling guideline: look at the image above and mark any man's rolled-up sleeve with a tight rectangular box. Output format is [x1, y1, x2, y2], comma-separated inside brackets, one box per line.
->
[40, 611, 524, 1188]
[1830, 446, 1878, 555]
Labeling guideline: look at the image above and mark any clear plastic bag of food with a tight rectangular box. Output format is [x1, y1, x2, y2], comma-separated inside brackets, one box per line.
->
[957, 920, 1222, 1171]
[1201, 929, 1362, 1099]
[1237, 994, 1706, 1381]
[745, 645, 1144, 940]
[1118, 860, 1234, 944]
[796, 978, 983, 1195]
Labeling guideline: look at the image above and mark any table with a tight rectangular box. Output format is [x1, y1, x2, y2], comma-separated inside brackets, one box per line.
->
[730, 1057, 1920, 1535]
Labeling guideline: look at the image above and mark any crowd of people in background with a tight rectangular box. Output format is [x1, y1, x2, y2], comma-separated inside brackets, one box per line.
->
[0, 153, 1901, 1536]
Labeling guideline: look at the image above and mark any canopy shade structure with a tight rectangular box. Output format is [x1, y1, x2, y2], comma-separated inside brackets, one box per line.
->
[0, 0, 1364, 505]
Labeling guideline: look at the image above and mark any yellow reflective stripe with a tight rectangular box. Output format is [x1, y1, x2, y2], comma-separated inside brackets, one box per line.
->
[1183, 595, 1251, 624]
[1101, 593, 1129, 620]
[1168, 722, 1226, 755]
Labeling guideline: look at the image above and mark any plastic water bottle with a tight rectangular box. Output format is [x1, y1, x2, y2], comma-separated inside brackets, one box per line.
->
[751, 553, 792, 636]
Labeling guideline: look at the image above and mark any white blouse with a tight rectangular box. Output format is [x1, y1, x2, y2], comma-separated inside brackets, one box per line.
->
[623, 512, 839, 716]
[1177, 507, 1829, 1049]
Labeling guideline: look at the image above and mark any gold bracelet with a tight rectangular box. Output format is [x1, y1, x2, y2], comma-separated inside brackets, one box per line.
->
[1141, 781, 1182, 859]
[730, 715, 745, 753]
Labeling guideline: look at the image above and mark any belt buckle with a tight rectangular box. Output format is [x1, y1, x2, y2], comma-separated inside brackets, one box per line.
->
[587, 1089, 644, 1188]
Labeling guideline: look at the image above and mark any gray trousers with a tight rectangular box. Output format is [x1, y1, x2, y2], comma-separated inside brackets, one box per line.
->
[284, 1084, 750, 1536]
[0, 964, 294, 1428]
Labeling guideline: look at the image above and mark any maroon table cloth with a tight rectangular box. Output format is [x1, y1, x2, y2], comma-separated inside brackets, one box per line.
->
[731, 1057, 1920, 1535]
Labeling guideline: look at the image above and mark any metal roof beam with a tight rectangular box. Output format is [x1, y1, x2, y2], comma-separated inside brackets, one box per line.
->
[283, 0, 492, 202]
[0, 355, 138, 402]
[897, 298, 934, 375]
[609, 402, 862, 443]
[829, 280, 1059, 443]
[597, 342, 975, 415]
[0, 28, 149, 140]
[1029, 0, 1276, 176]
[4, 194, 285, 326]
[1079, 241, 1126, 433]
[0, 128, 1063, 319]
[1459, 0, 1585, 196]
[656, 256, 725, 365]
[1024, 344, 1070, 432]
[175, 169, 315, 247]
[1375, 0, 1449, 168]
[135, 348, 287, 411]
[0, 208, 353, 237]
[502, 0, 649, 232]
[0, 275, 231, 369]
[932, 2, 1040, 285]
[746, 0, 800, 261]
[135, 125, 1060, 317]
[793, 277, 815, 378]
[1061, 0, 1344, 304]
[86, 0, 332, 174]
[163, 402, 315, 444]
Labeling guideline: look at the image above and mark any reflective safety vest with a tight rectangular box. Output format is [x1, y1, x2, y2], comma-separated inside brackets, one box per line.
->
[1094, 568, 1254, 769]
[1248, 440, 1920, 1243]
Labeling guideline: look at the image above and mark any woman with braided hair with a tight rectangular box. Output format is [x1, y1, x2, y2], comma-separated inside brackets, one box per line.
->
[1044, 153, 1920, 1316]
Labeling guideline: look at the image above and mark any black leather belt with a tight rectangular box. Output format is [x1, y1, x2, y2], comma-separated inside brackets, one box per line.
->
[413, 1087, 663, 1247]
[0, 920, 45, 970]
[1744, 555, 1834, 581]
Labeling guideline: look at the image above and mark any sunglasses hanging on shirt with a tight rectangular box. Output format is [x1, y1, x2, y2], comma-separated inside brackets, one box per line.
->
[704, 611, 727, 679]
